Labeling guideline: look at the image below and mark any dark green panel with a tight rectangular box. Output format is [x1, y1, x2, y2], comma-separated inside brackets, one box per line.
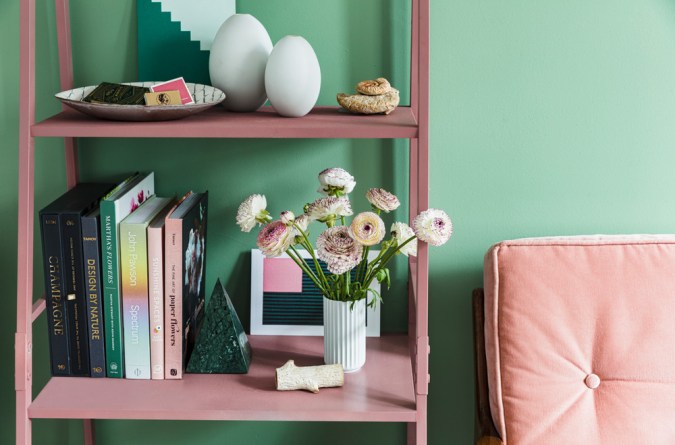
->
[137, 0, 211, 84]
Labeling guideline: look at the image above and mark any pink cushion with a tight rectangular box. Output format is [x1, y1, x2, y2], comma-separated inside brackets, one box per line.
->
[484, 236, 675, 444]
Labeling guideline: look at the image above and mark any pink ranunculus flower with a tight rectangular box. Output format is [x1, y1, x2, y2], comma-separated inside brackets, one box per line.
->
[366, 188, 400, 213]
[391, 222, 417, 257]
[413, 209, 453, 246]
[317, 167, 356, 196]
[348, 212, 385, 246]
[257, 220, 294, 257]
[317, 226, 363, 274]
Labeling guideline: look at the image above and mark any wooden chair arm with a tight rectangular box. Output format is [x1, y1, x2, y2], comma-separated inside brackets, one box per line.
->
[473, 288, 502, 444]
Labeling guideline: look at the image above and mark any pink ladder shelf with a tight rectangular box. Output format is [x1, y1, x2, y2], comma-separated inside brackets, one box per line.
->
[16, 1, 430, 444]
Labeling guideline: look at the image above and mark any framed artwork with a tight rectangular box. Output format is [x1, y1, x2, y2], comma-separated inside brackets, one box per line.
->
[250, 249, 381, 337]
[137, 0, 236, 84]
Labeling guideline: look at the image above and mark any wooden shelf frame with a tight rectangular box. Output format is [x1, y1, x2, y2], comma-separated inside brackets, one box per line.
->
[15, 0, 430, 444]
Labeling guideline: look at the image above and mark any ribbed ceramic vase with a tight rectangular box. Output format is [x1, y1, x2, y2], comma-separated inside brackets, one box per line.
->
[323, 297, 366, 373]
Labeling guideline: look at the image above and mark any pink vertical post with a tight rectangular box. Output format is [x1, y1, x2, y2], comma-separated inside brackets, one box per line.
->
[16, 0, 37, 443]
[55, 1, 92, 442]
[55, 0, 78, 188]
[408, 0, 430, 444]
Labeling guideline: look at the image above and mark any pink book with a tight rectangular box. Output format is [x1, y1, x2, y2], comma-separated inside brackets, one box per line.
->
[146, 201, 175, 380]
[164, 192, 192, 379]
[164, 191, 208, 379]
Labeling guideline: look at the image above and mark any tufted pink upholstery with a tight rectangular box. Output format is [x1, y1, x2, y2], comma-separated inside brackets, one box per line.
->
[483, 236, 675, 444]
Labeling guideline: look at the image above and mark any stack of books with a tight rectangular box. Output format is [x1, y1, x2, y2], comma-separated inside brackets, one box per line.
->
[39, 172, 208, 380]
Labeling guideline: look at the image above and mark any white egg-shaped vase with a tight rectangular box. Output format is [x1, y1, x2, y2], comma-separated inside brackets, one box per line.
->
[265, 36, 321, 117]
[209, 14, 273, 112]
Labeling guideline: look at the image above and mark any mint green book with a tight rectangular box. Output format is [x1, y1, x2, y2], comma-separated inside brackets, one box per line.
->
[100, 172, 155, 377]
[119, 196, 173, 379]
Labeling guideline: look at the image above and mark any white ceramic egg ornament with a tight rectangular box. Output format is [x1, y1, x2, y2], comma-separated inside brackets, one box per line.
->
[265, 36, 321, 117]
[209, 14, 273, 112]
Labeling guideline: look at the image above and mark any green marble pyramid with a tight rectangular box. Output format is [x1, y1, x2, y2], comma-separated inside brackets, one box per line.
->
[187, 279, 252, 374]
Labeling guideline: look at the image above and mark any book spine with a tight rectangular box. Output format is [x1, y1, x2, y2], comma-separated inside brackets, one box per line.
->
[61, 213, 91, 376]
[120, 221, 151, 379]
[147, 225, 165, 379]
[40, 213, 71, 376]
[81, 214, 106, 377]
[100, 201, 124, 377]
[164, 219, 183, 379]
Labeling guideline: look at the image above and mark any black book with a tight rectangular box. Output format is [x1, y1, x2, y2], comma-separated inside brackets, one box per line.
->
[81, 208, 106, 377]
[39, 213, 70, 376]
[40, 183, 114, 376]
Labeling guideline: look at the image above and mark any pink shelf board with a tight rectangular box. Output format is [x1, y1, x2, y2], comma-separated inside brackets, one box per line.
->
[31, 106, 418, 139]
[28, 335, 416, 422]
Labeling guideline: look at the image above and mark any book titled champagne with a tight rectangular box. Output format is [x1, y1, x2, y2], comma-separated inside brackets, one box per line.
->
[100, 172, 155, 378]
[39, 213, 69, 376]
[40, 183, 114, 376]
[120, 196, 173, 379]
[165, 191, 208, 379]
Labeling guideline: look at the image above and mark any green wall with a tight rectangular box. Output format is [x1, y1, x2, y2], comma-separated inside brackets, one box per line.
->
[3, 0, 675, 444]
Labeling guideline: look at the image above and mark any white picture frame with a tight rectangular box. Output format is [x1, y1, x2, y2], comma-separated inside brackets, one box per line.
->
[250, 249, 381, 336]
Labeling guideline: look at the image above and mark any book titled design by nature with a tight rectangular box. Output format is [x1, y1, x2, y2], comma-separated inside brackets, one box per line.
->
[39, 183, 114, 376]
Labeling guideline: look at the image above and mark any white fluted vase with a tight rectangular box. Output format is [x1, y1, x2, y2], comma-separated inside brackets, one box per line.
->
[323, 297, 366, 373]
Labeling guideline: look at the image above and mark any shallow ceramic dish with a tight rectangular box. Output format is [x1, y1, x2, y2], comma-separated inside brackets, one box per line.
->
[55, 82, 226, 122]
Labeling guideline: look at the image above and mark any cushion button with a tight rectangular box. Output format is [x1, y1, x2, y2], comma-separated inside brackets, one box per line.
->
[585, 373, 601, 389]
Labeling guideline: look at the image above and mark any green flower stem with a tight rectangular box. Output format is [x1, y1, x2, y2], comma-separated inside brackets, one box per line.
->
[356, 245, 370, 283]
[363, 236, 417, 288]
[364, 245, 391, 278]
[293, 223, 329, 287]
[287, 247, 330, 297]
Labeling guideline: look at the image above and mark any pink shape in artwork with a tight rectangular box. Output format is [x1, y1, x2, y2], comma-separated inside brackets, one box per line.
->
[263, 258, 303, 293]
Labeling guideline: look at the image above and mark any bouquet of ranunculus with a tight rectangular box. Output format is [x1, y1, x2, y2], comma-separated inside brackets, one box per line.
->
[236, 168, 452, 305]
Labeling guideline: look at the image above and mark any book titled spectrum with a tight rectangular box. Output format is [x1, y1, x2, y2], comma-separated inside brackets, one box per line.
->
[120, 196, 174, 379]
[100, 172, 155, 378]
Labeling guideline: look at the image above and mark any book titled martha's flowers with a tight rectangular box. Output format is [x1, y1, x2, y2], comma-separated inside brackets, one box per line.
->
[100, 172, 155, 378]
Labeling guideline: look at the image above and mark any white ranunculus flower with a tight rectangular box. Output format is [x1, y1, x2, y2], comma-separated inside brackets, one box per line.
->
[316, 226, 363, 274]
[305, 196, 353, 223]
[413, 209, 453, 246]
[280, 210, 295, 226]
[236, 194, 271, 232]
[317, 167, 356, 196]
[366, 188, 400, 213]
[390, 222, 417, 257]
[348, 212, 386, 246]
[256, 221, 294, 257]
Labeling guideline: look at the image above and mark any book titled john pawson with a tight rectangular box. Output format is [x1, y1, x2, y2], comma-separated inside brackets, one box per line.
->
[40, 183, 114, 376]
[100, 172, 155, 378]
[120, 196, 174, 379]
[164, 191, 208, 379]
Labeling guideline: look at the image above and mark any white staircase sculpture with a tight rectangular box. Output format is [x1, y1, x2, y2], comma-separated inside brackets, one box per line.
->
[151, 0, 235, 51]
